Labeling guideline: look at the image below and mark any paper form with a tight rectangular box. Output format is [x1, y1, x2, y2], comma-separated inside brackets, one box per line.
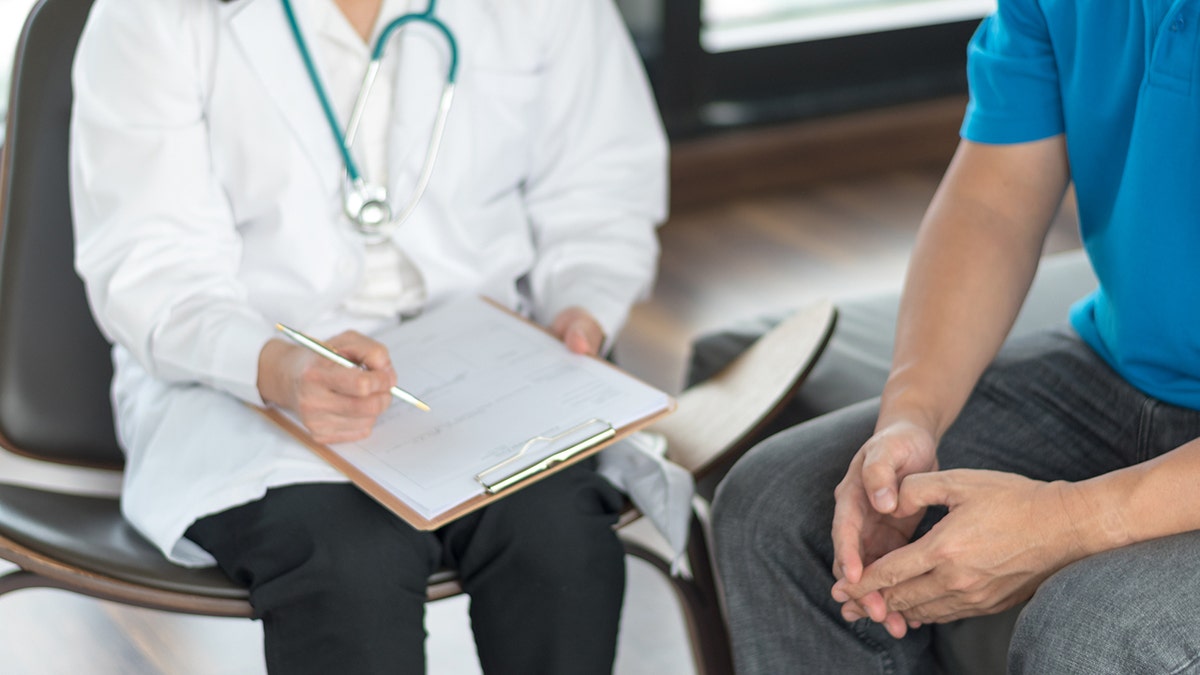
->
[324, 296, 672, 519]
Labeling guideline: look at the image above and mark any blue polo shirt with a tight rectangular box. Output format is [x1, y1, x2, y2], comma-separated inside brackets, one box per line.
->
[961, 0, 1200, 410]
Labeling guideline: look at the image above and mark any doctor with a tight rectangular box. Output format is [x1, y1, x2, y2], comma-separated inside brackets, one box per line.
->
[69, 0, 667, 672]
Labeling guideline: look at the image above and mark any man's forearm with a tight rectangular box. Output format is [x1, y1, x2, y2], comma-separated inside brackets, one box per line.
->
[879, 137, 1072, 439]
[1065, 437, 1200, 556]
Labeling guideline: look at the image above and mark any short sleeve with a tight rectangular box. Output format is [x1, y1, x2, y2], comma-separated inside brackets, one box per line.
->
[960, 0, 1064, 144]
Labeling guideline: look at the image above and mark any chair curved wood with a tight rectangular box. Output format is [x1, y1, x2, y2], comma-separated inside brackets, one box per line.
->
[0, 1, 835, 672]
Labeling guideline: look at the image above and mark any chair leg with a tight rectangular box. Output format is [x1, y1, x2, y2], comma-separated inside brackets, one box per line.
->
[623, 512, 735, 675]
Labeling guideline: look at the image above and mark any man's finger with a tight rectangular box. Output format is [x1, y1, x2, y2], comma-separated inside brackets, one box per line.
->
[879, 572, 950, 616]
[831, 492, 868, 584]
[883, 611, 910, 639]
[860, 440, 904, 513]
[893, 470, 966, 518]
[836, 539, 936, 600]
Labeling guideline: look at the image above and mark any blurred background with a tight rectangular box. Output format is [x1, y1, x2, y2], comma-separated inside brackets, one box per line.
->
[4, 0, 998, 143]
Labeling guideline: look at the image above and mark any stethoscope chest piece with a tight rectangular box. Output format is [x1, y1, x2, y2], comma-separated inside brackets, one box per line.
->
[345, 181, 394, 236]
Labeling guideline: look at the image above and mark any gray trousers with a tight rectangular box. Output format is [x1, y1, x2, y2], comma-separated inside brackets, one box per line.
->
[713, 328, 1200, 674]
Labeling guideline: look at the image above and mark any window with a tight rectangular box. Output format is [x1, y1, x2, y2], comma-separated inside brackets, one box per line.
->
[704, 0, 996, 51]
[639, 0, 993, 137]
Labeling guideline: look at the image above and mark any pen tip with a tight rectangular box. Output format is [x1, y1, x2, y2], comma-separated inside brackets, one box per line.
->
[416, 402, 431, 412]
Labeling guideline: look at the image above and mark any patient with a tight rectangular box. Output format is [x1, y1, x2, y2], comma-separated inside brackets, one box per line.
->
[713, 2, 1200, 673]
[69, 0, 666, 672]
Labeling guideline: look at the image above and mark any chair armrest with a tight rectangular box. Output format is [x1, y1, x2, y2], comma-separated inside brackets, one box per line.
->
[652, 299, 836, 481]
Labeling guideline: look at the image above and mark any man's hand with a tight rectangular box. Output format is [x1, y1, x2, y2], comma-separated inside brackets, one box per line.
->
[258, 331, 397, 444]
[551, 307, 605, 356]
[830, 421, 938, 636]
[833, 469, 1091, 638]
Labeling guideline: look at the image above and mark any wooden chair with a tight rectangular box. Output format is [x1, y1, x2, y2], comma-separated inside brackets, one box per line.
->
[0, 0, 834, 672]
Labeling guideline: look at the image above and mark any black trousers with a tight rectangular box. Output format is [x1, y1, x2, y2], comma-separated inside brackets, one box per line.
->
[185, 462, 626, 674]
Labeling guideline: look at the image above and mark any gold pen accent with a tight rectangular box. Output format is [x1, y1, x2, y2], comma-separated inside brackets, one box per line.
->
[274, 323, 431, 412]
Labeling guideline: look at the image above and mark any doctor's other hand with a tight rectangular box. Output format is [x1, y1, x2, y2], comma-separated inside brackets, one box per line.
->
[258, 331, 398, 444]
[551, 307, 606, 356]
[830, 420, 938, 636]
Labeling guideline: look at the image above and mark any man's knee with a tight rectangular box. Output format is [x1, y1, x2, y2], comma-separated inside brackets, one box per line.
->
[714, 401, 876, 547]
[1011, 535, 1200, 674]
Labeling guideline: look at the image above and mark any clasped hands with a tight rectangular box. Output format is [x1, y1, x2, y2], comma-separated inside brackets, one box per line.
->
[829, 421, 1091, 639]
[257, 306, 605, 444]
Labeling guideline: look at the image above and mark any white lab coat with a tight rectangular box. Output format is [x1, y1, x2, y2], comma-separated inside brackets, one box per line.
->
[69, 0, 667, 565]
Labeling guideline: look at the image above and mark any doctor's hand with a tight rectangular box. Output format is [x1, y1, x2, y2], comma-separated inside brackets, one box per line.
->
[258, 331, 398, 444]
[551, 307, 606, 356]
[830, 420, 938, 637]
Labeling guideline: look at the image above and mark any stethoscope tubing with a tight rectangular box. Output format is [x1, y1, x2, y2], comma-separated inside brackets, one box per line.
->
[280, 0, 459, 236]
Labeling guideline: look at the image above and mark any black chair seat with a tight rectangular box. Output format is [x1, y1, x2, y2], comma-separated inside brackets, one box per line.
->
[0, 484, 247, 599]
[0, 483, 466, 603]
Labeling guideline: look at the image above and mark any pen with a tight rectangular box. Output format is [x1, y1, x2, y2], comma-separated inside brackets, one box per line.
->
[274, 323, 431, 412]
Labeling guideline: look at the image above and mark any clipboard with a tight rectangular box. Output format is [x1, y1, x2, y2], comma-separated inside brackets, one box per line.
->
[256, 296, 675, 530]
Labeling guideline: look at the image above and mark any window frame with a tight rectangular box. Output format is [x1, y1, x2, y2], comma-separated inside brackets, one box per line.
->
[649, 0, 982, 138]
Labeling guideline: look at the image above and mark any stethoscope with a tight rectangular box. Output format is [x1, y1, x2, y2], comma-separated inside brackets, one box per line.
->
[281, 0, 459, 239]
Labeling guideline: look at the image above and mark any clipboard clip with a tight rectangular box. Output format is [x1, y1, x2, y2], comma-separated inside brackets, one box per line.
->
[475, 418, 615, 495]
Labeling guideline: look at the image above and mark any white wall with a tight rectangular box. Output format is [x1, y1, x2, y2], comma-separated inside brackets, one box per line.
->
[1, 0, 40, 146]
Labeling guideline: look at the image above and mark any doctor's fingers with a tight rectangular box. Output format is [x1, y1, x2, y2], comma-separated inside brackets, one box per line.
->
[294, 384, 393, 422]
[304, 413, 378, 445]
[325, 330, 398, 375]
[563, 322, 603, 356]
[302, 357, 397, 399]
[550, 307, 605, 356]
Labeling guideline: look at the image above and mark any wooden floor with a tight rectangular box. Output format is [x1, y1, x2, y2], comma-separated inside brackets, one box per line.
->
[0, 96, 1082, 674]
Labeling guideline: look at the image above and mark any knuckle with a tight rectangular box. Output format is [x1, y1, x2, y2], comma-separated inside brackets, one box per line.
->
[885, 593, 912, 613]
[927, 539, 957, 563]
[833, 480, 852, 500]
[963, 589, 990, 606]
[861, 460, 892, 485]
[351, 375, 373, 398]
[906, 607, 932, 624]
[299, 363, 323, 386]
[876, 569, 900, 588]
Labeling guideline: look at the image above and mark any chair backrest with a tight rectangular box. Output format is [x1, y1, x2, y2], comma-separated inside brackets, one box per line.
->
[0, 0, 120, 468]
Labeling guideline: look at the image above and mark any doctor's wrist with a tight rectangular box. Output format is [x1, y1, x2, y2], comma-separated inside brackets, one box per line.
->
[257, 338, 300, 409]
